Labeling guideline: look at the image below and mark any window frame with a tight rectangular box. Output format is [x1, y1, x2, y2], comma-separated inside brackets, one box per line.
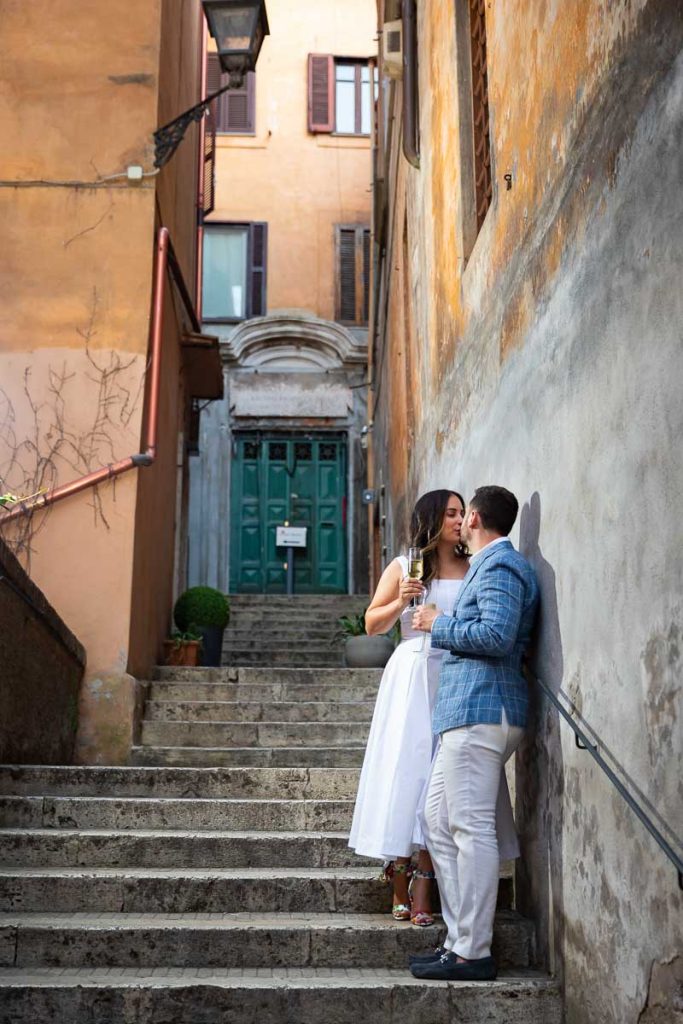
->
[201, 221, 268, 324]
[333, 59, 371, 137]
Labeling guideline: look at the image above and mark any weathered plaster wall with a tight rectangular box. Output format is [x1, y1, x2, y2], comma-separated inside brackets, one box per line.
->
[372, 2, 683, 1020]
[0, 0, 201, 763]
[208, 0, 376, 319]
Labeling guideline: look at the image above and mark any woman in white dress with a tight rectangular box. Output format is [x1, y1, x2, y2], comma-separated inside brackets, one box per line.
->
[348, 490, 470, 925]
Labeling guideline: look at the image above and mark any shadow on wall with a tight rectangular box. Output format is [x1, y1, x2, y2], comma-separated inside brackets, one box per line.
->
[517, 491, 566, 977]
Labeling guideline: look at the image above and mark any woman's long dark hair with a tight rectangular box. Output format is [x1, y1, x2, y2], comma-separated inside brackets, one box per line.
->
[410, 489, 468, 585]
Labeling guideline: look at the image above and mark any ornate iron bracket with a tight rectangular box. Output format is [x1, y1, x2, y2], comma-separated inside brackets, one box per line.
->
[153, 71, 244, 169]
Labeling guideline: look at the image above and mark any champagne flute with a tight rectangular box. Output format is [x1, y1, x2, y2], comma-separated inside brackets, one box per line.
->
[421, 602, 437, 652]
[407, 546, 424, 609]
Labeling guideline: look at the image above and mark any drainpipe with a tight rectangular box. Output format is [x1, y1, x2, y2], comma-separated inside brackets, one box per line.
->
[402, 0, 420, 169]
[0, 228, 170, 523]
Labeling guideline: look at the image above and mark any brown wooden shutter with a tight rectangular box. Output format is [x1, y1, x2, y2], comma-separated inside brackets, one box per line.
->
[225, 72, 256, 133]
[338, 228, 357, 321]
[207, 54, 256, 133]
[207, 53, 228, 131]
[308, 54, 334, 133]
[201, 106, 216, 217]
[362, 229, 371, 324]
[248, 222, 267, 317]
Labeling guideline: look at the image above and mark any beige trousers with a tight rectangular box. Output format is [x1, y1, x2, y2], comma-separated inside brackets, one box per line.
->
[420, 710, 524, 960]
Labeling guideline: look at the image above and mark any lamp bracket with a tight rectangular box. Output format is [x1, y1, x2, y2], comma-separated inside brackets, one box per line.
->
[153, 72, 244, 168]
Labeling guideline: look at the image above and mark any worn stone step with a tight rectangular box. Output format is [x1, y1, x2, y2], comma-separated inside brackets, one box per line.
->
[1, 909, 532, 970]
[0, 766, 359, 801]
[223, 626, 337, 638]
[140, 720, 370, 749]
[222, 637, 342, 649]
[153, 666, 382, 685]
[0, 867, 393, 914]
[131, 745, 367, 768]
[148, 681, 381, 703]
[0, 796, 353, 833]
[220, 651, 344, 667]
[227, 614, 352, 630]
[144, 700, 374, 724]
[0, 829, 374, 869]
[228, 598, 367, 604]
[0, 966, 562, 1023]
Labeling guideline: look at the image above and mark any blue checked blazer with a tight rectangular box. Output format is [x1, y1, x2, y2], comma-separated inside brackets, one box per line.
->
[431, 539, 539, 733]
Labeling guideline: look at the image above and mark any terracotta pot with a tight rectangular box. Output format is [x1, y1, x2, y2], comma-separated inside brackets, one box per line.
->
[343, 635, 395, 668]
[163, 639, 201, 667]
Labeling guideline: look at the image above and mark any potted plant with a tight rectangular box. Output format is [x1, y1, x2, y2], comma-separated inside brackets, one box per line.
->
[336, 609, 396, 669]
[163, 630, 203, 667]
[173, 586, 230, 667]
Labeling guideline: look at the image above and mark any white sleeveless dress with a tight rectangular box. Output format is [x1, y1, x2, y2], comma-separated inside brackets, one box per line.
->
[348, 556, 520, 862]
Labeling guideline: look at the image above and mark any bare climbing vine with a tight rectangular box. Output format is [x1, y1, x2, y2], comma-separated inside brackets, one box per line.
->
[0, 288, 145, 566]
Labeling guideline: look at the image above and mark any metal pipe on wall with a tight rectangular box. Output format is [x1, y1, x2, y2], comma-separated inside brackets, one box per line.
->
[402, 0, 420, 169]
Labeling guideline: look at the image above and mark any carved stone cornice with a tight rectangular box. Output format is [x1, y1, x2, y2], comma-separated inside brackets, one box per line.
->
[219, 312, 368, 371]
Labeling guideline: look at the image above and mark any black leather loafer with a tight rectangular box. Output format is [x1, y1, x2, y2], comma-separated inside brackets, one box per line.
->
[410, 952, 497, 981]
[408, 944, 448, 965]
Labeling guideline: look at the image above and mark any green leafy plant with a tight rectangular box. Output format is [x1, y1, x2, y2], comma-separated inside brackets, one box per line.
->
[332, 609, 401, 646]
[169, 629, 203, 650]
[337, 610, 367, 638]
[174, 587, 230, 631]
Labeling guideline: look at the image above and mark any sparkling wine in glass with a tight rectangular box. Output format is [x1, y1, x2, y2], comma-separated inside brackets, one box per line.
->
[407, 546, 424, 608]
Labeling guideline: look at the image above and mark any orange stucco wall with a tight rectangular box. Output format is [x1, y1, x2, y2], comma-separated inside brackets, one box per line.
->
[0, 0, 202, 763]
[207, 0, 376, 320]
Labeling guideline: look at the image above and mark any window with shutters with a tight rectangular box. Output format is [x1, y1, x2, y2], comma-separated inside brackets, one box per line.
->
[468, 0, 492, 232]
[335, 225, 370, 325]
[453, 0, 493, 260]
[308, 55, 373, 136]
[207, 53, 256, 134]
[202, 222, 267, 322]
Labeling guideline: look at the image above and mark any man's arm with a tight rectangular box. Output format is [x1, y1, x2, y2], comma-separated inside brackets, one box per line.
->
[431, 562, 525, 657]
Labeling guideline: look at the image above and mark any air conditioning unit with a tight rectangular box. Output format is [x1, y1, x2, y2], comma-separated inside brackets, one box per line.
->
[382, 19, 403, 79]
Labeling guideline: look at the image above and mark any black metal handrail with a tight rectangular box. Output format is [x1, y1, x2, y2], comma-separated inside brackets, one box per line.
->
[535, 676, 683, 891]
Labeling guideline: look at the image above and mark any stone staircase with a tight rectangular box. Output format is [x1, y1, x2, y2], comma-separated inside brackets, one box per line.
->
[220, 594, 369, 667]
[0, 658, 561, 1021]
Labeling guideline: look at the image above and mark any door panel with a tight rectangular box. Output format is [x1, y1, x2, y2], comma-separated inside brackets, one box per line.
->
[230, 433, 347, 593]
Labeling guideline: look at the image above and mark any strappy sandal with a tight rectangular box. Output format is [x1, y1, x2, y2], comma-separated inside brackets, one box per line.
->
[381, 861, 414, 921]
[409, 868, 436, 927]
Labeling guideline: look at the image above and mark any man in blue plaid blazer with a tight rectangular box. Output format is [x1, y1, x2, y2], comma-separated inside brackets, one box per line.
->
[409, 486, 539, 982]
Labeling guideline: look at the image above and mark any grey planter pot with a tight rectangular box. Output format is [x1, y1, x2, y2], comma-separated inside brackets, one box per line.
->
[343, 635, 395, 669]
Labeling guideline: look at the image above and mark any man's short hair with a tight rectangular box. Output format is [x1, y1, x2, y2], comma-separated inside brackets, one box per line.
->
[470, 486, 519, 536]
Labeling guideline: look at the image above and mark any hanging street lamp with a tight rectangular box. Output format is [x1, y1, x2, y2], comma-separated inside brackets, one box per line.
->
[153, 0, 269, 168]
[202, 0, 269, 78]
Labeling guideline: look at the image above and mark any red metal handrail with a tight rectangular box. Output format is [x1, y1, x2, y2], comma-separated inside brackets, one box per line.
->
[1, 226, 176, 524]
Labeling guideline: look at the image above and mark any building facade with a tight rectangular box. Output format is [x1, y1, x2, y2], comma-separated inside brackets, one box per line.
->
[369, 1, 682, 1021]
[0, 0, 221, 763]
[189, 0, 376, 595]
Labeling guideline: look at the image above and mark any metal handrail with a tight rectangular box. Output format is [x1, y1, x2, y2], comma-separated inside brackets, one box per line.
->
[535, 675, 683, 890]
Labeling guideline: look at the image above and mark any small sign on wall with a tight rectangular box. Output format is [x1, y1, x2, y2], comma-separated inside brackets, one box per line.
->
[276, 526, 307, 548]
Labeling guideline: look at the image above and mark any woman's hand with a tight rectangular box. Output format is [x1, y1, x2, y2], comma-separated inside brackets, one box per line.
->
[398, 576, 426, 605]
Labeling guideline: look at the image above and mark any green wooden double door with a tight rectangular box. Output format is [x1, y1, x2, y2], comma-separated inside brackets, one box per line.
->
[230, 433, 348, 593]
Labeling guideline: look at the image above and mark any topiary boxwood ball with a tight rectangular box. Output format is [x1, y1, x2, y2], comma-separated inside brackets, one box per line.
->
[174, 587, 230, 631]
